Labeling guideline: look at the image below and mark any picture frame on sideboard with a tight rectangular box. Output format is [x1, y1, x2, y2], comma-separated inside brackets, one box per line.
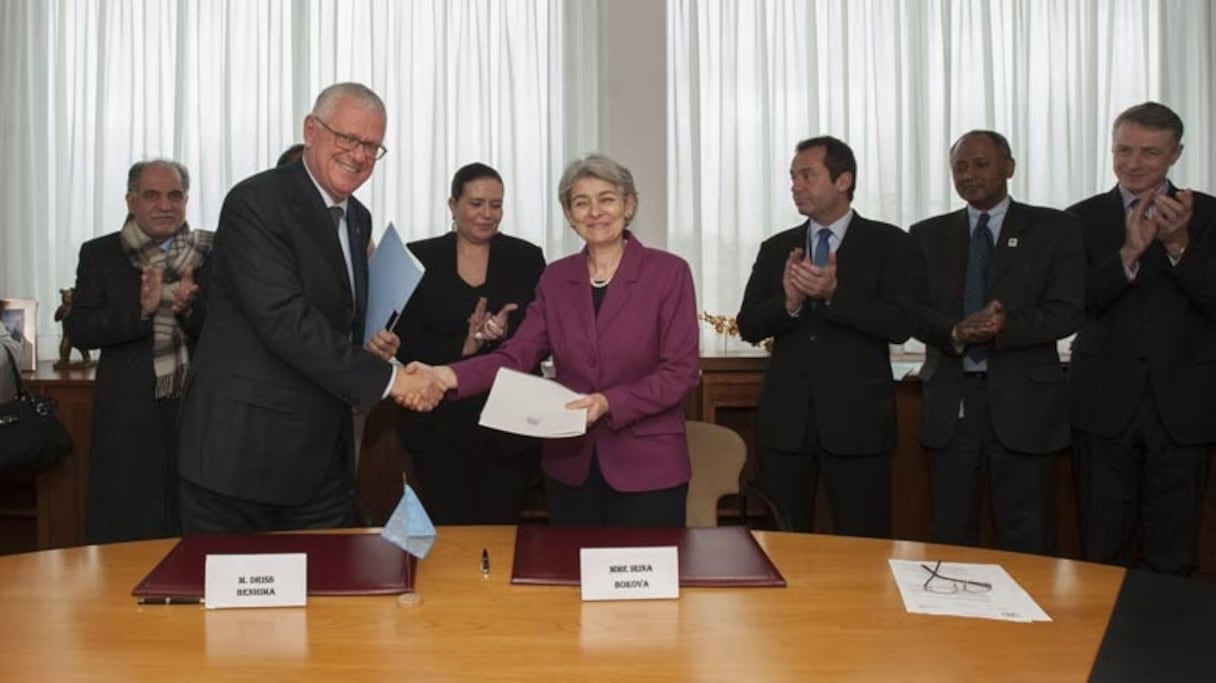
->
[0, 298, 37, 372]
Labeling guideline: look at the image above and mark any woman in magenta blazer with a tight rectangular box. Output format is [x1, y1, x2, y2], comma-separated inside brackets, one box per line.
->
[421, 154, 700, 526]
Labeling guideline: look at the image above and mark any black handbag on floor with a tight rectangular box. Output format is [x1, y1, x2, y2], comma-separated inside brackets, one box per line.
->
[0, 347, 72, 472]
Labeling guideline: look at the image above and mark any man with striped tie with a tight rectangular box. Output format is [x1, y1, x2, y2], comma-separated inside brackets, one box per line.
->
[1067, 103, 1216, 576]
[906, 130, 1084, 554]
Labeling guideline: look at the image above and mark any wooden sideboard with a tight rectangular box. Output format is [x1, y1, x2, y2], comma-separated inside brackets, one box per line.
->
[5, 356, 1215, 576]
[0, 362, 95, 553]
[689, 353, 1071, 546]
[687, 351, 1216, 571]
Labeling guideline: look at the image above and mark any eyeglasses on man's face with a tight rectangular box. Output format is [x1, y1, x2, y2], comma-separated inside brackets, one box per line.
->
[920, 560, 993, 594]
[313, 116, 388, 160]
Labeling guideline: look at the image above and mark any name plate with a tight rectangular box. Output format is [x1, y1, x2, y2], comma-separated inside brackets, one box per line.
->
[579, 546, 679, 601]
[204, 554, 308, 609]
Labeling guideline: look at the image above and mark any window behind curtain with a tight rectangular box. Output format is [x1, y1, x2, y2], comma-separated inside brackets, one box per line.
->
[0, 0, 589, 359]
[667, 0, 1214, 352]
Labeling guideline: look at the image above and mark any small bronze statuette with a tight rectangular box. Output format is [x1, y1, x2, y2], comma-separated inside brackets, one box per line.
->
[54, 288, 94, 369]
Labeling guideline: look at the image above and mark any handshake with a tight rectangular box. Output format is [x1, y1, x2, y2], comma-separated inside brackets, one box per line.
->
[389, 362, 457, 412]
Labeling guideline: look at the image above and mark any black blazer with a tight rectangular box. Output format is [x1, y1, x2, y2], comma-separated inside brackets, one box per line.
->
[907, 201, 1084, 454]
[737, 213, 913, 454]
[1067, 186, 1216, 444]
[391, 231, 545, 454]
[394, 231, 545, 366]
[67, 232, 210, 541]
[178, 161, 392, 506]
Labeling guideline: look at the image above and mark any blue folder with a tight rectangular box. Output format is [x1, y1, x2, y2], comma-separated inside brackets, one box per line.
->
[364, 223, 425, 345]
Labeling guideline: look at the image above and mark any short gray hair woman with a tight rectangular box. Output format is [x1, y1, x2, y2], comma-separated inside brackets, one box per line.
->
[414, 152, 703, 527]
[558, 153, 639, 226]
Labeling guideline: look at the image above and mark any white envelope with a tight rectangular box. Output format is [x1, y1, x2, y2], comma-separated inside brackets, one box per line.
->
[478, 368, 587, 438]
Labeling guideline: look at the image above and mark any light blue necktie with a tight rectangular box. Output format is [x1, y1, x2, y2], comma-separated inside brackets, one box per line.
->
[812, 228, 832, 268]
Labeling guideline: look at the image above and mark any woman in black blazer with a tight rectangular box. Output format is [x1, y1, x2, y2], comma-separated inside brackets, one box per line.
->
[392, 163, 545, 524]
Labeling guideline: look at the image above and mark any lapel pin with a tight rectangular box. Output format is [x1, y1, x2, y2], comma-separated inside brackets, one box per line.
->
[1007, 238, 1018, 247]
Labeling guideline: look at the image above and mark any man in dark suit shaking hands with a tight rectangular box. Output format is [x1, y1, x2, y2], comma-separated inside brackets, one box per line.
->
[907, 130, 1084, 554]
[738, 136, 912, 537]
[1067, 102, 1216, 576]
[178, 83, 440, 533]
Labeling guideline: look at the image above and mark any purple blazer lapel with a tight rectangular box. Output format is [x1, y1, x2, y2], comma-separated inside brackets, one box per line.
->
[557, 252, 599, 357]
[594, 235, 644, 333]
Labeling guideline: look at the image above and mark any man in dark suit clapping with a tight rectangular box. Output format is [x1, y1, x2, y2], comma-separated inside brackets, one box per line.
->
[1067, 102, 1216, 576]
[178, 83, 441, 533]
[67, 159, 211, 543]
[737, 136, 912, 537]
[906, 130, 1084, 554]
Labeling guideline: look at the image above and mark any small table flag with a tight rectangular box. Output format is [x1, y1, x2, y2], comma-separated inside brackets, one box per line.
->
[380, 484, 436, 559]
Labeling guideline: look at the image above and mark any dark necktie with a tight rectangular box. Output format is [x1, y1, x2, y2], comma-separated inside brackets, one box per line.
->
[329, 206, 355, 294]
[330, 205, 362, 341]
[963, 212, 992, 362]
[329, 205, 345, 228]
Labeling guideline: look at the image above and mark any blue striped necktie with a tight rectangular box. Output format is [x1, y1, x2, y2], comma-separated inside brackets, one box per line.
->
[812, 228, 831, 267]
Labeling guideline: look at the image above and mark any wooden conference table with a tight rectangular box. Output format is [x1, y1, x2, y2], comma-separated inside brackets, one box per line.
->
[0, 526, 1123, 682]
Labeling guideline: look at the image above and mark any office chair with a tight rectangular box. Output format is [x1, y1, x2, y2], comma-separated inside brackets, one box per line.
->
[684, 420, 747, 527]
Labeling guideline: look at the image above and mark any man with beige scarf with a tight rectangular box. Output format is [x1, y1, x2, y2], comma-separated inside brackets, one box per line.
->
[66, 159, 212, 544]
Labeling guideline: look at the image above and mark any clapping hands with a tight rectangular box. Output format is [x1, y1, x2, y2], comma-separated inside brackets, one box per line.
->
[782, 247, 838, 313]
[954, 300, 1006, 345]
[140, 265, 164, 317]
[142, 266, 201, 317]
[170, 268, 199, 314]
[1122, 188, 1195, 266]
[463, 297, 520, 356]
[1151, 188, 1194, 260]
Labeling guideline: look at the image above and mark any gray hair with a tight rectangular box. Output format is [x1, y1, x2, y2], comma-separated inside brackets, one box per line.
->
[1112, 101, 1184, 146]
[557, 154, 638, 220]
[312, 82, 386, 119]
[127, 159, 190, 194]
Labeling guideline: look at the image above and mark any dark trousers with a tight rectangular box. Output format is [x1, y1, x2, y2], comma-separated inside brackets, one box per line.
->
[1073, 390, 1209, 576]
[929, 375, 1055, 554]
[545, 454, 687, 527]
[407, 426, 539, 526]
[86, 397, 181, 545]
[179, 438, 356, 534]
[761, 421, 891, 538]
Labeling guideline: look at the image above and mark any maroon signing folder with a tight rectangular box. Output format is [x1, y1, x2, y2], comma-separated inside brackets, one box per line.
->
[510, 525, 786, 587]
[131, 533, 415, 599]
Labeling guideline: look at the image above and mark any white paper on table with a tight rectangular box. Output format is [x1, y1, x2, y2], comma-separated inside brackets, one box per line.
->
[888, 559, 1052, 623]
[478, 368, 587, 438]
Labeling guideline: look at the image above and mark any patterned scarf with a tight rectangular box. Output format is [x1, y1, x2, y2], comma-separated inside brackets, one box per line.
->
[119, 218, 214, 399]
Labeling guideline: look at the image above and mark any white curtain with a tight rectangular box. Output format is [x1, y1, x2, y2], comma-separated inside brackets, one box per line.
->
[0, 0, 590, 360]
[668, 0, 1215, 351]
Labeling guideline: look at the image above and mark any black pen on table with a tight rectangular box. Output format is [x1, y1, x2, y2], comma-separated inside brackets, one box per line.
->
[137, 596, 202, 605]
[481, 548, 490, 577]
